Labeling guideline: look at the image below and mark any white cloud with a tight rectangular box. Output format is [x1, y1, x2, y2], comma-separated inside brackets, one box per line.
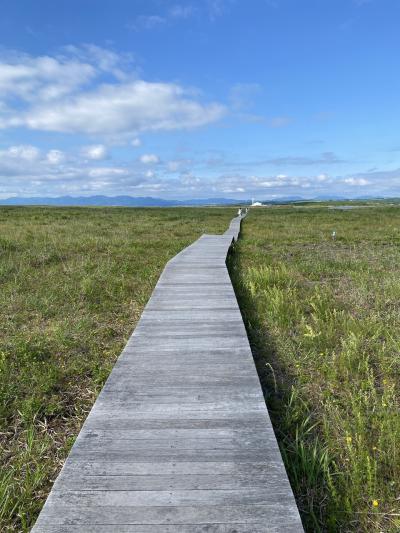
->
[0, 53, 95, 102]
[1, 135, 397, 200]
[2, 81, 225, 137]
[0, 144, 399, 199]
[88, 167, 128, 178]
[82, 144, 108, 160]
[0, 143, 144, 197]
[17, 81, 224, 135]
[6, 144, 40, 161]
[0, 49, 225, 138]
[140, 153, 160, 164]
[63, 44, 134, 81]
[46, 149, 65, 164]
[343, 177, 370, 186]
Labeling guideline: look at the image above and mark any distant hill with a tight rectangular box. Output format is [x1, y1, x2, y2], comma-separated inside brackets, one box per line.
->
[0, 195, 247, 207]
[266, 196, 307, 204]
[1, 194, 395, 207]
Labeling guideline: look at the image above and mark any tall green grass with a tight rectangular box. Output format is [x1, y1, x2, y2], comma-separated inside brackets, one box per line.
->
[0, 206, 234, 531]
[229, 206, 400, 532]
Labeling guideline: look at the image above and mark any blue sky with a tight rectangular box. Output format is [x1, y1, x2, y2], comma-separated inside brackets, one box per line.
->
[0, 0, 399, 199]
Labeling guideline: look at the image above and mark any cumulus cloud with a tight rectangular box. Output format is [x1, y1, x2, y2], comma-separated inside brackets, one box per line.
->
[1, 135, 398, 200]
[6, 144, 40, 161]
[0, 48, 226, 138]
[0, 143, 145, 197]
[139, 153, 160, 164]
[12, 81, 225, 136]
[82, 144, 108, 160]
[0, 143, 399, 199]
[0, 53, 95, 102]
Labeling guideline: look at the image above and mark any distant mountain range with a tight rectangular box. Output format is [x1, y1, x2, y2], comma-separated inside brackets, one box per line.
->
[0, 194, 393, 207]
[0, 195, 246, 207]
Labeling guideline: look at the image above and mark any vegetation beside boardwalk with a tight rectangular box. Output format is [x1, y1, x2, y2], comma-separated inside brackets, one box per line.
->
[2, 204, 399, 532]
[0, 206, 234, 532]
[229, 205, 400, 532]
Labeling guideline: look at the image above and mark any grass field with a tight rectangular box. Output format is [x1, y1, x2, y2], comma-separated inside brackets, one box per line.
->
[2, 205, 399, 532]
[229, 205, 400, 532]
[0, 206, 234, 532]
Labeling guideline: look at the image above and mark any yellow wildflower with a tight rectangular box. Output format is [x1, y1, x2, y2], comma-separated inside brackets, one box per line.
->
[346, 436, 352, 445]
[372, 499, 379, 507]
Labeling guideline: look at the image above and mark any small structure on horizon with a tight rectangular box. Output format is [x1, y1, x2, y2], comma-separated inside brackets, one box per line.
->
[251, 198, 263, 207]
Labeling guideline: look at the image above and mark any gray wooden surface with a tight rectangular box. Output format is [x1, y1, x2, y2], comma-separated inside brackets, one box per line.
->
[32, 214, 303, 532]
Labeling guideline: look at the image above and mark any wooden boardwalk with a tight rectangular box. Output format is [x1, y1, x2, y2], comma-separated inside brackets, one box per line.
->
[32, 215, 303, 532]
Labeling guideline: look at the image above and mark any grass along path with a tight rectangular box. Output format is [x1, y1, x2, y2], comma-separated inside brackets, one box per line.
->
[229, 206, 400, 532]
[0, 206, 234, 532]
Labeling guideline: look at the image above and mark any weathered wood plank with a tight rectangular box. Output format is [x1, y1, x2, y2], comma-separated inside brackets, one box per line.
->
[54, 472, 282, 491]
[33, 503, 302, 528]
[32, 214, 303, 532]
[30, 525, 297, 533]
[54, 461, 286, 476]
[82, 415, 271, 431]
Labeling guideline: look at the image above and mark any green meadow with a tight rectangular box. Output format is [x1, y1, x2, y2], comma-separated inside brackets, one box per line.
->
[229, 205, 400, 532]
[0, 206, 234, 532]
[1, 205, 399, 532]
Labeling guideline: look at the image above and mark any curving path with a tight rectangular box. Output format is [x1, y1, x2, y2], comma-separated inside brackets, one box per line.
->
[32, 214, 303, 532]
